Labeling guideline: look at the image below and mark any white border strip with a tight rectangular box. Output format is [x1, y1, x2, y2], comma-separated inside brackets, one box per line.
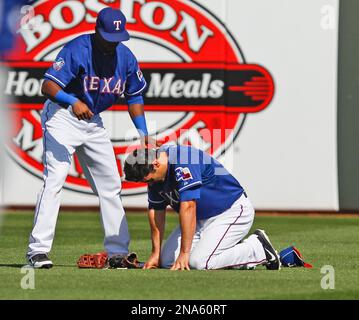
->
[178, 181, 202, 192]
[124, 80, 147, 96]
[148, 198, 166, 204]
[44, 73, 66, 87]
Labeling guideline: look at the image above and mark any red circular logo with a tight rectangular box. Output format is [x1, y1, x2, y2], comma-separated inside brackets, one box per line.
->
[4, 0, 274, 195]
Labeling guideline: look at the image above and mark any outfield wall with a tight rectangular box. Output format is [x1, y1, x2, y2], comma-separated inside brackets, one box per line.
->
[1, 0, 342, 211]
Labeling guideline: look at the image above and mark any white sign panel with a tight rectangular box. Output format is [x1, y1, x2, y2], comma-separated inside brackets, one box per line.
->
[1, 0, 339, 211]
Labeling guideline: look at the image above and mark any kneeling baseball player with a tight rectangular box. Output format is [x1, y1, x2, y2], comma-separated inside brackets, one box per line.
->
[124, 145, 281, 271]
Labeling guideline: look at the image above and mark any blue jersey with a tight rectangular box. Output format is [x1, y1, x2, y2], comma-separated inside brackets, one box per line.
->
[44, 34, 146, 114]
[148, 145, 245, 220]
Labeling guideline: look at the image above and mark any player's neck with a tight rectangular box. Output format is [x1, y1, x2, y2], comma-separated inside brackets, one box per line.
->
[92, 33, 117, 56]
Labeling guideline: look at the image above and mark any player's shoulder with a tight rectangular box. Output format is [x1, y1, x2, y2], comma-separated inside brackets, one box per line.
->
[165, 144, 205, 166]
[117, 43, 134, 54]
[178, 145, 204, 160]
[63, 34, 92, 50]
[117, 43, 138, 61]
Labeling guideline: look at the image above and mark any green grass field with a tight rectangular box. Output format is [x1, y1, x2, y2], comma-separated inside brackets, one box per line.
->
[0, 211, 358, 300]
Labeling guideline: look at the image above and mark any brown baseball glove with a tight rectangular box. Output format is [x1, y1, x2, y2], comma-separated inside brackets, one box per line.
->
[77, 252, 108, 269]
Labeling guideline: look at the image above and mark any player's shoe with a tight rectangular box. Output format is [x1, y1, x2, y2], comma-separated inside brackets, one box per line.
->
[27, 253, 53, 269]
[254, 229, 281, 270]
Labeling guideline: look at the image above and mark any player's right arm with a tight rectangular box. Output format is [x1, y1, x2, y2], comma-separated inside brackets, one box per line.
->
[42, 38, 93, 120]
[144, 186, 167, 269]
[41, 80, 93, 121]
[143, 208, 166, 269]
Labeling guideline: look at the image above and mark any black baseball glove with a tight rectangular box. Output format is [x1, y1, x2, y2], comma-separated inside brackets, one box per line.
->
[108, 252, 145, 269]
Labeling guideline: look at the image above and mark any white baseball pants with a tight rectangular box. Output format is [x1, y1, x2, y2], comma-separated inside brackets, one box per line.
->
[160, 194, 266, 269]
[27, 101, 130, 258]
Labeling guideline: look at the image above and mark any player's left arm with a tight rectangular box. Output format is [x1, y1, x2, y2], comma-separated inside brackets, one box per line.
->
[170, 200, 197, 271]
[127, 99, 161, 147]
[124, 51, 160, 147]
[127, 101, 148, 142]
[170, 162, 202, 271]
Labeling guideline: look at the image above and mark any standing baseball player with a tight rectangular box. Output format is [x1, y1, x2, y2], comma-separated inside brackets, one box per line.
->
[124, 146, 281, 271]
[26, 7, 152, 268]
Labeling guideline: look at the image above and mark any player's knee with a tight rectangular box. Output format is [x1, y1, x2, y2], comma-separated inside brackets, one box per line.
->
[45, 166, 69, 182]
[94, 181, 121, 199]
[160, 251, 175, 269]
[41, 173, 67, 195]
[189, 255, 207, 270]
[97, 189, 119, 199]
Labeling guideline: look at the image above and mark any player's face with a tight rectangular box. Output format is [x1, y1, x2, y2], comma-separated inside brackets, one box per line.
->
[94, 28, 119, 55]
[143, 161, 167, 184]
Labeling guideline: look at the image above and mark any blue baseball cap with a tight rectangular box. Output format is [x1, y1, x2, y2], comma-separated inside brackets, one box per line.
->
[96, 7, 130, 42]
[279, 246, 313, 268]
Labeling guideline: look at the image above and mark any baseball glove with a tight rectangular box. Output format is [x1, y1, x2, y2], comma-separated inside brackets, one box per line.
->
[108, 252, 145, 269]
[77, 252, 108, 269]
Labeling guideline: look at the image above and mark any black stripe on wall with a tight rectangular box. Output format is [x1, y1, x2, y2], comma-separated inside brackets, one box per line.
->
[338, 0, 359, 211]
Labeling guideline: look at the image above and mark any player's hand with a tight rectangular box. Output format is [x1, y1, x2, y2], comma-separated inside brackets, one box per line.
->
[143, 253, 160, 269]
[72, 100, 94, 121]
[170, 252, 190, 271]
[141, 135, 162, 148]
